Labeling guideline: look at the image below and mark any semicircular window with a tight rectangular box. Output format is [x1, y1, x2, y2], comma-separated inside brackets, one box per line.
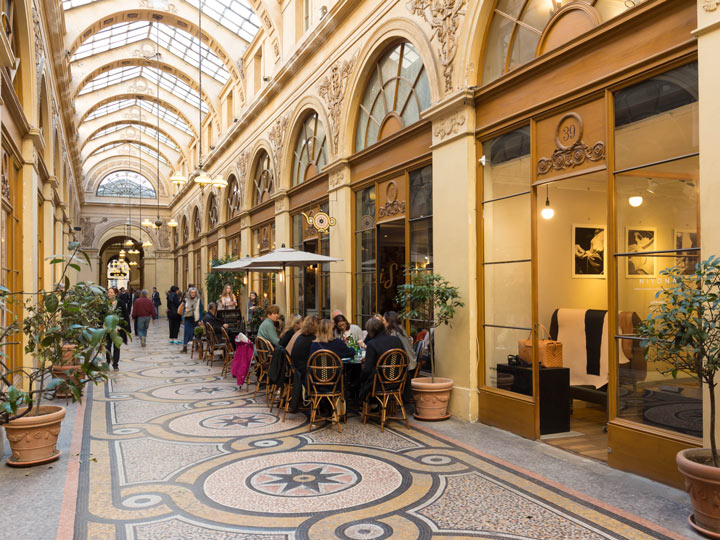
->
[97, 171, 156, 198]
[355, 42, 431, 152]
[292, 112, 328, 186]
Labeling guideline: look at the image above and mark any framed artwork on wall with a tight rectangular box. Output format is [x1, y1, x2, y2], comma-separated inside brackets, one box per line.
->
[572, 225, 605, 278]
[626, 227, 656, 278]
[674, 229, 698, 275]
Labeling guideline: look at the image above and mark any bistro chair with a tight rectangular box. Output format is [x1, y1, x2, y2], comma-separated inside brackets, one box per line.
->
[362, 348, 409, 431]
[307, 350, 344, 433]
[203, 323, 228, 368]
[269, 350, 292, 414]
[190, 322, 205, 360]
[280, 351, 296, 421]
[246, 336, 273, 401]
[220, 327, 235, 377]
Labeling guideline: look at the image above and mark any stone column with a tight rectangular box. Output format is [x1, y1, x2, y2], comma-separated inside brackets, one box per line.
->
[274, 192, 291, 314]
[422, 91, 478, 421]
[327, 162, 353, 319]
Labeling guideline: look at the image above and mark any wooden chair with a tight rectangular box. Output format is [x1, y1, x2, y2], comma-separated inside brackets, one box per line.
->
[362, 348, 409, 431]
[268, 350, 292, 414]
[246, 336, 273, 401]
[307, 350, 344, 432]
[190, 322, 205, 360]
[203, 323, 228, 368]
[220, 327, 235, 377]
[280, 351, 295, 421]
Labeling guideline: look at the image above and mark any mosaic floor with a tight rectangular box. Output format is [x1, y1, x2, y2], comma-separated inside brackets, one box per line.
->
[65, 322, 689, 540]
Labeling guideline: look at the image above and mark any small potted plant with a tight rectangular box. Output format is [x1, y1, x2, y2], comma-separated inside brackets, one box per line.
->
[396, 270, 463, 420]
[638, 255, 720, 535]
[1, 242, 120, 466]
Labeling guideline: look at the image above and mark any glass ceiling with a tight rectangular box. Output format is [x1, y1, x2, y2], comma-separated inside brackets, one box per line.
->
[89, 123, 181, 152]
[88, 141, 172, 166]
[97, 170, 157, 199]
[73, 21, 230, 84]
[85, 98, 193, 135]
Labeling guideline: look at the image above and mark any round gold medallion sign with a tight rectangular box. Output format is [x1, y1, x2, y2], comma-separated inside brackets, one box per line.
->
[554, 112, 583, 150]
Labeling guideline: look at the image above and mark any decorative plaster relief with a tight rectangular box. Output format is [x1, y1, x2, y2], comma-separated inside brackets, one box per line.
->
[703, 0, 719, 10]
[407, 0, 467, 93]
[328, 170, 345, 189]
[240, 213, 250, 229]
[536, 113, 605, 176]
[274, 196, 289, 213]
[78, 216, 108, 247]
[268, 116, 288, 177]
[318, 54, 356, 154]
[138, 0, 177, 13]
[433, 114, 466, 141]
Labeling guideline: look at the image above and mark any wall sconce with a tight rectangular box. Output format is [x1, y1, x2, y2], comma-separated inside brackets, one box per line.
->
[278, 270, 284, 283]
[243, 275, 247, 286]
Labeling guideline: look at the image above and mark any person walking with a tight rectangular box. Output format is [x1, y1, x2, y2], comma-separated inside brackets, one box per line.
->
[105, 287, 129, 370]
[151, 287, 161, 321]
[132, 290, 155, 347]
[180, 287, 203, 353]
[166, 286, 182, 344]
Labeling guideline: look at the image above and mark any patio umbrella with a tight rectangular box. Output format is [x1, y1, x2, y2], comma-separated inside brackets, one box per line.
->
[211, 256, 282, 273]
[243, 245, 343, 311]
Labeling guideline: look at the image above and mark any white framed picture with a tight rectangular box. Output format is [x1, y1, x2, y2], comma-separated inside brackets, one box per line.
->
[674, 229, 699, 275]
[626, 227, 656, 278]
[572, 225, 606, 278]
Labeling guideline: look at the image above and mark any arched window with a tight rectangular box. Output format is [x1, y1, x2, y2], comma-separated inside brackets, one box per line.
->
[227, 175, 243, 217]
[208, 194, 219, 229]
[481, 1, 638, 85]
[97, 170, 156, 198]
[355, 42, 431, 151]
[192, 207, 201, 238]
[292, 112, 328, 186]
[253, 151, 274, 205]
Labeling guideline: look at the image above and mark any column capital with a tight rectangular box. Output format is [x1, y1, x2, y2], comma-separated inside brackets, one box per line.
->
[421, 89, 476, 149]
[325, 160, 351, 192]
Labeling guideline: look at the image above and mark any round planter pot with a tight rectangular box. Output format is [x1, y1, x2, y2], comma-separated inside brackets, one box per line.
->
[51, 364, 82, 399]
[411, 377, 454, 421]
[3, 405, 66, 467]
[677, 448, 720, 536]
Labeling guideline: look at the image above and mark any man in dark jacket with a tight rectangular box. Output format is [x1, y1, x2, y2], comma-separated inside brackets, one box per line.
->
[166, 286, 182, 344]
[202, 302, 228, 338]
[359, 318, 404, 400]
[151, 287, 161, 320]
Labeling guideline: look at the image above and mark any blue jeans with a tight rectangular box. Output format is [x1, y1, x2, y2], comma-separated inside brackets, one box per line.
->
[136, 316, 151, 338]
[183, 317, 196, 346]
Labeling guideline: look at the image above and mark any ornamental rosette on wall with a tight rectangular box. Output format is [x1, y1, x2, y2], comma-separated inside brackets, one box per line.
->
[407, 0, 467, 93]
[318, 53, 356, 155]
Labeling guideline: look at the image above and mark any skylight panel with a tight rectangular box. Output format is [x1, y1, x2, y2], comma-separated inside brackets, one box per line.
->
[89, 123, 181, 152]
[97, 171, 156, 198]
[73, 22, 150, 61]
[85, 99, 135, 121]
[90, 141, 171, 166]
[137, 99, 194, 135]
[62, 0, 99, 9]
[143, 66, 209, 114]
[183, 0, 260, 43]
[79, 66, 143, 95]
[156, 24, 230, 84]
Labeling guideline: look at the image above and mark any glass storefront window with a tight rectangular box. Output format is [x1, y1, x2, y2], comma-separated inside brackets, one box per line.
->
[613, 63, 700, 438]
[409, 165, 433, 271]
[482, 126, 531, 394]
[355, 186, 376, 327]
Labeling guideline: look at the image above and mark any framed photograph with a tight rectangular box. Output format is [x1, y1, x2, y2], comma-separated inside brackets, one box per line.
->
[626, 227, 656, 278]
[674, 229, 699, 275]
[572, 225, 605, 278]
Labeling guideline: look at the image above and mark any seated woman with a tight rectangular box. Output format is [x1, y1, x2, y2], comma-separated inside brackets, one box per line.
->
[359, 318, 404, 401]
[383, 311, 416, 372]
[333, 314, 365, 345]
[288, 315, 319, 412]
[279, 313, 302, 348]
[311, 319, 355, 359]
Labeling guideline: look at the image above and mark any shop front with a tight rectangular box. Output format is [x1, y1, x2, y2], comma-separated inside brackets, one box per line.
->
[476, 0, 699, 487]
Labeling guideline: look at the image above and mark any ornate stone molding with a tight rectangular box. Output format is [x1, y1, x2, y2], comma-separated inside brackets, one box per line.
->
[407, 0, 467, 93]
[268, 115, 288, 177]
[32, 7, 45, 69]
[240, 212, 250, 229]
[328, 170, 345, 190]
[433, 114, 465, 141]
[274, 195, 289, 214]
[536, 113, 605, 176]
[318, 54, 356, 154]
[703, 0, 719, 11]
[138, 0, 177, 13]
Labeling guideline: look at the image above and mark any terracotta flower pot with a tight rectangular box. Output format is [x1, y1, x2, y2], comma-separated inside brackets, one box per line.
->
[3, 405, 66, 466]
[53, 344, 81, 398]
[677, 448, 720, 535]
[411, 377, 454, 421]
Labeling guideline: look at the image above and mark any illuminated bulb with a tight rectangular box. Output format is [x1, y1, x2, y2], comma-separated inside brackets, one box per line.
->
[170, 173, 187, 185]
[194, 170, 213, 186]
[119, 249, 126, 257]
[243, 275, 247, 285]
[142, 240, 153, 248]
[278, 270, 284, 283]
[124, 238, 134, 247]
[129, 260, 138, 266]
[212, 174, 227, 188]
[629, 196, 643, 207]
[541, 206, 555, 220]
[167, 218, 178, 227]
[141, 218, 153, 227]
[129, 248, 140, 255]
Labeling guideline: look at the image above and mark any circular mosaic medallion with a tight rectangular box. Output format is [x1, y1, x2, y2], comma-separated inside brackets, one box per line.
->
[249, 462, 358, 497]
[113, 428, 140, 435]
[251, 439, 281, 448]
[122, 494, 162, 508]
[339, 522, 393, 540]
[140, 366, 214, 378]
[150, 383, 239, 401]
[420, 455, 453, 465]
[204, 451, 403, 513]
[168, 408, 302, 437]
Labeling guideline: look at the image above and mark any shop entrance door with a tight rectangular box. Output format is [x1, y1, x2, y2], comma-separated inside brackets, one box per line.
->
[535, 171, 609, 461]
[377, 220, 405, 315]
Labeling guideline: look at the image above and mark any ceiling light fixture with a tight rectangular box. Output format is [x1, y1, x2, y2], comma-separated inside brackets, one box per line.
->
[541, 184, 555, 220]
[628, 195, 643, 207]
[167, 218, 178, 227]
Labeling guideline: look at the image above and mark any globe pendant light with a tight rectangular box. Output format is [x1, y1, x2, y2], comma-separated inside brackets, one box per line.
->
[170, 172, 187, 185]
[541, 184, 555, 220]
[168, 218, 178, 227]
[628, 195, 643, 207]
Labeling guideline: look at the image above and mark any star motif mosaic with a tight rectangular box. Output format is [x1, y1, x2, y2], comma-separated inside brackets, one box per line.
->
[201, 413, 277, 429]
[249, 463, 358, 497]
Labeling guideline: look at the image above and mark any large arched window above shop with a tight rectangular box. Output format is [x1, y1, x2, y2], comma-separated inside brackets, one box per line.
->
[355, 42, 431, 152]
[208, 194, 219, 230]
[227, 174, 243, 217]
[481, 1, 642, 86]
[96, 170, 156, 198]
[253, 151, 274, 205]
[292, 112, 328, 186]
[192, 207, 201, 239]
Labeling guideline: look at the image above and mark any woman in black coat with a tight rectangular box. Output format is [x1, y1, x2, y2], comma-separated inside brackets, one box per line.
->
[359, 318, 404, 400]
[166, 286, 182, 344]
[288, 316, 319, 412]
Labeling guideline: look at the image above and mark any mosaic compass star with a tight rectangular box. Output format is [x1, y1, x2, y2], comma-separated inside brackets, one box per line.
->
[189, 386, 224, 395]
[250, 463, 359, 497]
[200, 412, 278, 430]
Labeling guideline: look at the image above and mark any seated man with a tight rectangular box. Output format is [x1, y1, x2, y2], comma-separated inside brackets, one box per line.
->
[202, 302, 229, 339]
[258, 304, 281, 346]
[359, 317, 404, 401]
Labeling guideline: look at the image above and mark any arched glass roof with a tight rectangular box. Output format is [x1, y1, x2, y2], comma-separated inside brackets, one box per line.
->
[89, 141, 172, 166]
[85, 98, 193, 135]
[97, 170, 157, 198]
[90, 123, 181, 152]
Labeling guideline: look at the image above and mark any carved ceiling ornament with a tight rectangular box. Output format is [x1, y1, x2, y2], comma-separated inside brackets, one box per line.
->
[268, 115, 288, 178]
[536, 112, 605, 176]
[318, 54, 356, 154]
[433, 113, 465, 140]
[407, 0, 467, 93]
[138, 0, 178, 13]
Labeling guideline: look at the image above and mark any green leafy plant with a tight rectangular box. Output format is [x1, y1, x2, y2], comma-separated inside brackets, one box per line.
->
[638, 256, 720, 466]
[0, 242, 121, 424]
[395, 270, 464, 382]
[193, 325, 205, 338]
[248, 299, 268, 337]
[205, 255, 245, 306]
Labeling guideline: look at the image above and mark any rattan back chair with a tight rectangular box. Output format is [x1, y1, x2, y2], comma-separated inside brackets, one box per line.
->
[362, 348, 409, 431]
[203, 323, 228, 368]
[307, 349, 344, 432]
[247, 336, 273, 401]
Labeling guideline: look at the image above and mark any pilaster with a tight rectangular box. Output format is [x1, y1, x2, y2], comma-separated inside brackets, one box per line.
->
[326, 161, 353, 319]
[274, 193, 291, 314]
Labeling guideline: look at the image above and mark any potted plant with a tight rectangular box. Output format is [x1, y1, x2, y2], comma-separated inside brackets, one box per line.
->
[1, 242, 120, 466]
[637, 255, 720, 535]
[205, 255, 244, 306]
[396, 270, 464, 420]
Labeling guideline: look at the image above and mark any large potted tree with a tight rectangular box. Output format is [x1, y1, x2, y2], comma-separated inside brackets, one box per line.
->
[638, 255, 720, 536]
[396, 270, 463, 420]
[205, 255, 245, 306]
[1, 242, 120, 466]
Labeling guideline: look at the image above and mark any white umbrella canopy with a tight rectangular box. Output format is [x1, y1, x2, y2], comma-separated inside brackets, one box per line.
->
[243, 245, 342, 268]
[211, 257, 282, 273]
